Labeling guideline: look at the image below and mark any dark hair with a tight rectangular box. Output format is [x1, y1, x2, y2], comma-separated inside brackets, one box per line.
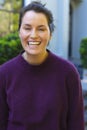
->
[19, 1, 55, 34]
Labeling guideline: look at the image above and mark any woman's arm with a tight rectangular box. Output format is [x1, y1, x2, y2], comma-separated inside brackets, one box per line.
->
[66, 67, 85, 130]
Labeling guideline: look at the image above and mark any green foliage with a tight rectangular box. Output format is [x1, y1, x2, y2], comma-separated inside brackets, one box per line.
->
[79, 37, 87, 68]
[0, 32, 23, 65]
[0, 0, 22, 36]
[4, 0, 22, 11]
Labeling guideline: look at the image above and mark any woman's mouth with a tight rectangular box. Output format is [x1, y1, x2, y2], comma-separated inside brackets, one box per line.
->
[28, 41, 41, 45]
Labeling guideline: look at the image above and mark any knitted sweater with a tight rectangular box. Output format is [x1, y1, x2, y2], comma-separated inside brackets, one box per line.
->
[0, 51, 84, 130]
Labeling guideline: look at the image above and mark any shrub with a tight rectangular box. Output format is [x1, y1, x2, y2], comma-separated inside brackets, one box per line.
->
[79, 37, 87, 68]
[0, 32, 23, 65]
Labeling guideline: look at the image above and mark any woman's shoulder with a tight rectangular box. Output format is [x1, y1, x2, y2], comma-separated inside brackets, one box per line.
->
[0, 54, 21, 72]
[49, 51, 78, 75]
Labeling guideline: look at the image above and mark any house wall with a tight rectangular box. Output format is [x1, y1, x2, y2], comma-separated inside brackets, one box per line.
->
[71, 0, 87, 64]
[23, 0, 31, 5]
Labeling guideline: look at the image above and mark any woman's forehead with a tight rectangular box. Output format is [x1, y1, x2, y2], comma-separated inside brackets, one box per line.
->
[22, 11, 47, 21]
[22, 11, 48, 25]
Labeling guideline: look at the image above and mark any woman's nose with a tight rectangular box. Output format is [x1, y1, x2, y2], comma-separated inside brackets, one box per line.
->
[30, 29, 38, 38]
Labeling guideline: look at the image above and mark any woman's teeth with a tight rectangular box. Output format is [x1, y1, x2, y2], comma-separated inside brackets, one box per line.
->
[28, 41, 41, 45]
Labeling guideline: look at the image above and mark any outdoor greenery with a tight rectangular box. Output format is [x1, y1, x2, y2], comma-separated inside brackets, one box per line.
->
[79, 37, 87, 68]
[0, 0, 23, 65]
[0, 0, 22, 37]
[0, 32, 23, 65]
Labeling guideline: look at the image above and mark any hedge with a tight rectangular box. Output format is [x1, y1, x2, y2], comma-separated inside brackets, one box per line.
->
[79, 37, 87, 68]
[0, 32, 23, 65]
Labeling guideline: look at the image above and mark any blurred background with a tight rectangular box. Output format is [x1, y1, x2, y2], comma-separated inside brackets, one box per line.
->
[0, 0, 22, 36]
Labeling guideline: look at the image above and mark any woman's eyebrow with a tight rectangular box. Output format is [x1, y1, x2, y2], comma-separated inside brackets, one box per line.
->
[23, 23, 47, 28]
[23, 24, 31, 27]
[38, 25, 46, 28]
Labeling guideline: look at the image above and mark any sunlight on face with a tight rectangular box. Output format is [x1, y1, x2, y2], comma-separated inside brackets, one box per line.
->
[19, 11, 51, 56]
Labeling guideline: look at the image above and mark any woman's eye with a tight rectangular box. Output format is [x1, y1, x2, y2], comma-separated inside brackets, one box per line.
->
[25, 28, 31, 30]
[38, 28, 45, 31]
[24, 27, 31, 30]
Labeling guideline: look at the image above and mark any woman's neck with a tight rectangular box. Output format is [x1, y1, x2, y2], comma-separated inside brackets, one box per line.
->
[22, 51, 48, 65]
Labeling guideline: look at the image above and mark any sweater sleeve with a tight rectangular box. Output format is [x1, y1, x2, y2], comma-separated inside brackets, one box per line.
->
[66, 66, 85, 130]
[0, 68, 9, 130]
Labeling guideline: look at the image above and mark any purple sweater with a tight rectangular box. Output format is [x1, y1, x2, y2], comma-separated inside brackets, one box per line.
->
[0, 51, 84, 130]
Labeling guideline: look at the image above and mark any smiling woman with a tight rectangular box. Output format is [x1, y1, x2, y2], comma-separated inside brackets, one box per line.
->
[19, 10, 51, 64]
[0, 1, 84, 130]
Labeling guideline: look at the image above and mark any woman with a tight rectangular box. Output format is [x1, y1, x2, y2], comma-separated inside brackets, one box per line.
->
[0, 1, 84, 130]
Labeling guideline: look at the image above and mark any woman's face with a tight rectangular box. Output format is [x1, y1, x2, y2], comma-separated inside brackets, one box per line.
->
[19, 10, 51, 56]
